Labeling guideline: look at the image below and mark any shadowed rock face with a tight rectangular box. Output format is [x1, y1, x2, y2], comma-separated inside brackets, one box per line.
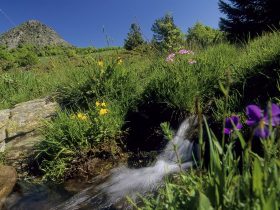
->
[0, 165, 17, 209]
[0, 20, 71, 49]
[0, 98, 58, 169]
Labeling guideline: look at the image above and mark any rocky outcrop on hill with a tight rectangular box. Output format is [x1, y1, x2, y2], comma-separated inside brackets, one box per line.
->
[0, 20, 71, 49]
[0, 98, 58, 168]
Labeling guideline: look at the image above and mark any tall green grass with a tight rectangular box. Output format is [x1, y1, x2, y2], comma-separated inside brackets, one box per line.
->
[2, 32, 280, 182]
[139, 114, 280, 210]
[35, 100, 124, 180]
[0, 47, 134, 109]
[138, 75, 280, 209]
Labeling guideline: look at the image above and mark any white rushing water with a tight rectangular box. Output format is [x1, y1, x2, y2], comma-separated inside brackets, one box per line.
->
[52, 116, 197, 210]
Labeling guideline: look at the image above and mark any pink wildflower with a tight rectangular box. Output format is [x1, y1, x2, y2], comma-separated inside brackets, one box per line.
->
[178, 49, 194, 55]
[178, 49, 188, 54]
[166, 53, 175, 62]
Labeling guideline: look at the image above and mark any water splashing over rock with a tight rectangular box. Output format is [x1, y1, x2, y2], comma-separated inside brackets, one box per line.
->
[52, 116, 198, 210]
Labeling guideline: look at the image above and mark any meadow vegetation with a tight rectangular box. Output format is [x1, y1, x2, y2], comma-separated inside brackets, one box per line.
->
[0, 45, 123, 109]
[1, 20, 280, 209]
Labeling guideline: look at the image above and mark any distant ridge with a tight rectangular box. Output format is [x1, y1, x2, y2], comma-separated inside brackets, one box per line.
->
[0, 20, 71, 49]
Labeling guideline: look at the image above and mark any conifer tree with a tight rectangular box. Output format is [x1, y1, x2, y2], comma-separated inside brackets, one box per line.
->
[151, 13, 184, 51]
[124, 23, 145, 50]
[219, 0, 280, 41]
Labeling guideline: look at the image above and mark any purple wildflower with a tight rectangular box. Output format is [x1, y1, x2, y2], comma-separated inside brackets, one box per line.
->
[246, 103, 280, 138]
[254, 120, 270, 139]
[166, 53, 175, 62]
[224, 115, 242, 135]
[264, 103, 280, 126]
[246, 105, 263, 126]
[246, 105, 268, 138]
[178, 49, 188, 54]
[178, 49, 194, 55]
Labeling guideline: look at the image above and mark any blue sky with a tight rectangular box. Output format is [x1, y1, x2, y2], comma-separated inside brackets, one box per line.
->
[0, 0, 221, 48]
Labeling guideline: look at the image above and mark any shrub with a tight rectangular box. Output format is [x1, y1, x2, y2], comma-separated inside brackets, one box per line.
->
[186, 22, 225, 48]
[17, 52, 39, 67]
[66, 49, 77, 58]
[35, 100, 123, 180]
[0, 47, 16, 71]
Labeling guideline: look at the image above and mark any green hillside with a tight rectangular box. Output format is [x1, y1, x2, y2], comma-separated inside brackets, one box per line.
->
[1, 31, 280, 209]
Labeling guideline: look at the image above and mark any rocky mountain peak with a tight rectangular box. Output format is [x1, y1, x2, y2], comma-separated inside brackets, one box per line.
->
[0, 20, 71, 49]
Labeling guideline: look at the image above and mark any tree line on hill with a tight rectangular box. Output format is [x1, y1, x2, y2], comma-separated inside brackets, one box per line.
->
[124, 0, 280, 51]
[124, 15, 224, 52]
[1, 0, 279, 58]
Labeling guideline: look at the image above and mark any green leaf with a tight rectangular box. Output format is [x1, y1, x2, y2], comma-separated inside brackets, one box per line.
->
[231, 124, 246, 149]
[252, 158, 263, 197]
[263, 191, 276, 210]
[160, 122, 174, 141]
[212, 135, 223, 155]
[204, 118, 222, 175]
[196, 191, 214, 210]
[218, 81, 228, 96]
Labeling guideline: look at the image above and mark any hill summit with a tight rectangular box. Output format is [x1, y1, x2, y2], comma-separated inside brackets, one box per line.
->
[0, 20, 71, 48]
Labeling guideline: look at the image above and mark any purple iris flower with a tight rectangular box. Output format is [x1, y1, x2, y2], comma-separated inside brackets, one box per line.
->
[246, 103, 280, 138]
[264, 103, 280, 126]
[246, 105, 263, 126]
[224, 115, 242, 135]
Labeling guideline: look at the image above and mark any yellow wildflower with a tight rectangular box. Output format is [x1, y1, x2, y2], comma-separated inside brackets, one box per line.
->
[117, 57, 123, 65]
[99, 108, 108, 116]
[95, 101, 101, 107]
[97, 60, 104, 67]
[77, 112, 88, 120]
[101, 102, 106, 107]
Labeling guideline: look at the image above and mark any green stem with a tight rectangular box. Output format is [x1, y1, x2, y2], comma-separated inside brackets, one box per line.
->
[173, 143, 182, 172]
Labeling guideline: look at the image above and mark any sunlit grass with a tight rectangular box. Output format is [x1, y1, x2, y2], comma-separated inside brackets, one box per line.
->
[1, 32, 280, 184]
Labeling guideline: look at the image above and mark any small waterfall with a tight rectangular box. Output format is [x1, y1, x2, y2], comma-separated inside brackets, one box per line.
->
[52, 116, 198, 210]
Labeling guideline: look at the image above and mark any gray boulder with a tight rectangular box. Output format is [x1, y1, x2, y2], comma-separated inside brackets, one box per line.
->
[0, 98, 58, 168]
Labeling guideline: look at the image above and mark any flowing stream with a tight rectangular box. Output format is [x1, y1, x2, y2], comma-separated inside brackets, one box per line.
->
[5, 116, 198, 210]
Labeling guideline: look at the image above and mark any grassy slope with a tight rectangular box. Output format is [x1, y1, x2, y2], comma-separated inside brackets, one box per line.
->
[2, 32, 279, 111]
[138, 33, 280, 209]
[0, 47, 127, 109]
[1, 32, 280, 183]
